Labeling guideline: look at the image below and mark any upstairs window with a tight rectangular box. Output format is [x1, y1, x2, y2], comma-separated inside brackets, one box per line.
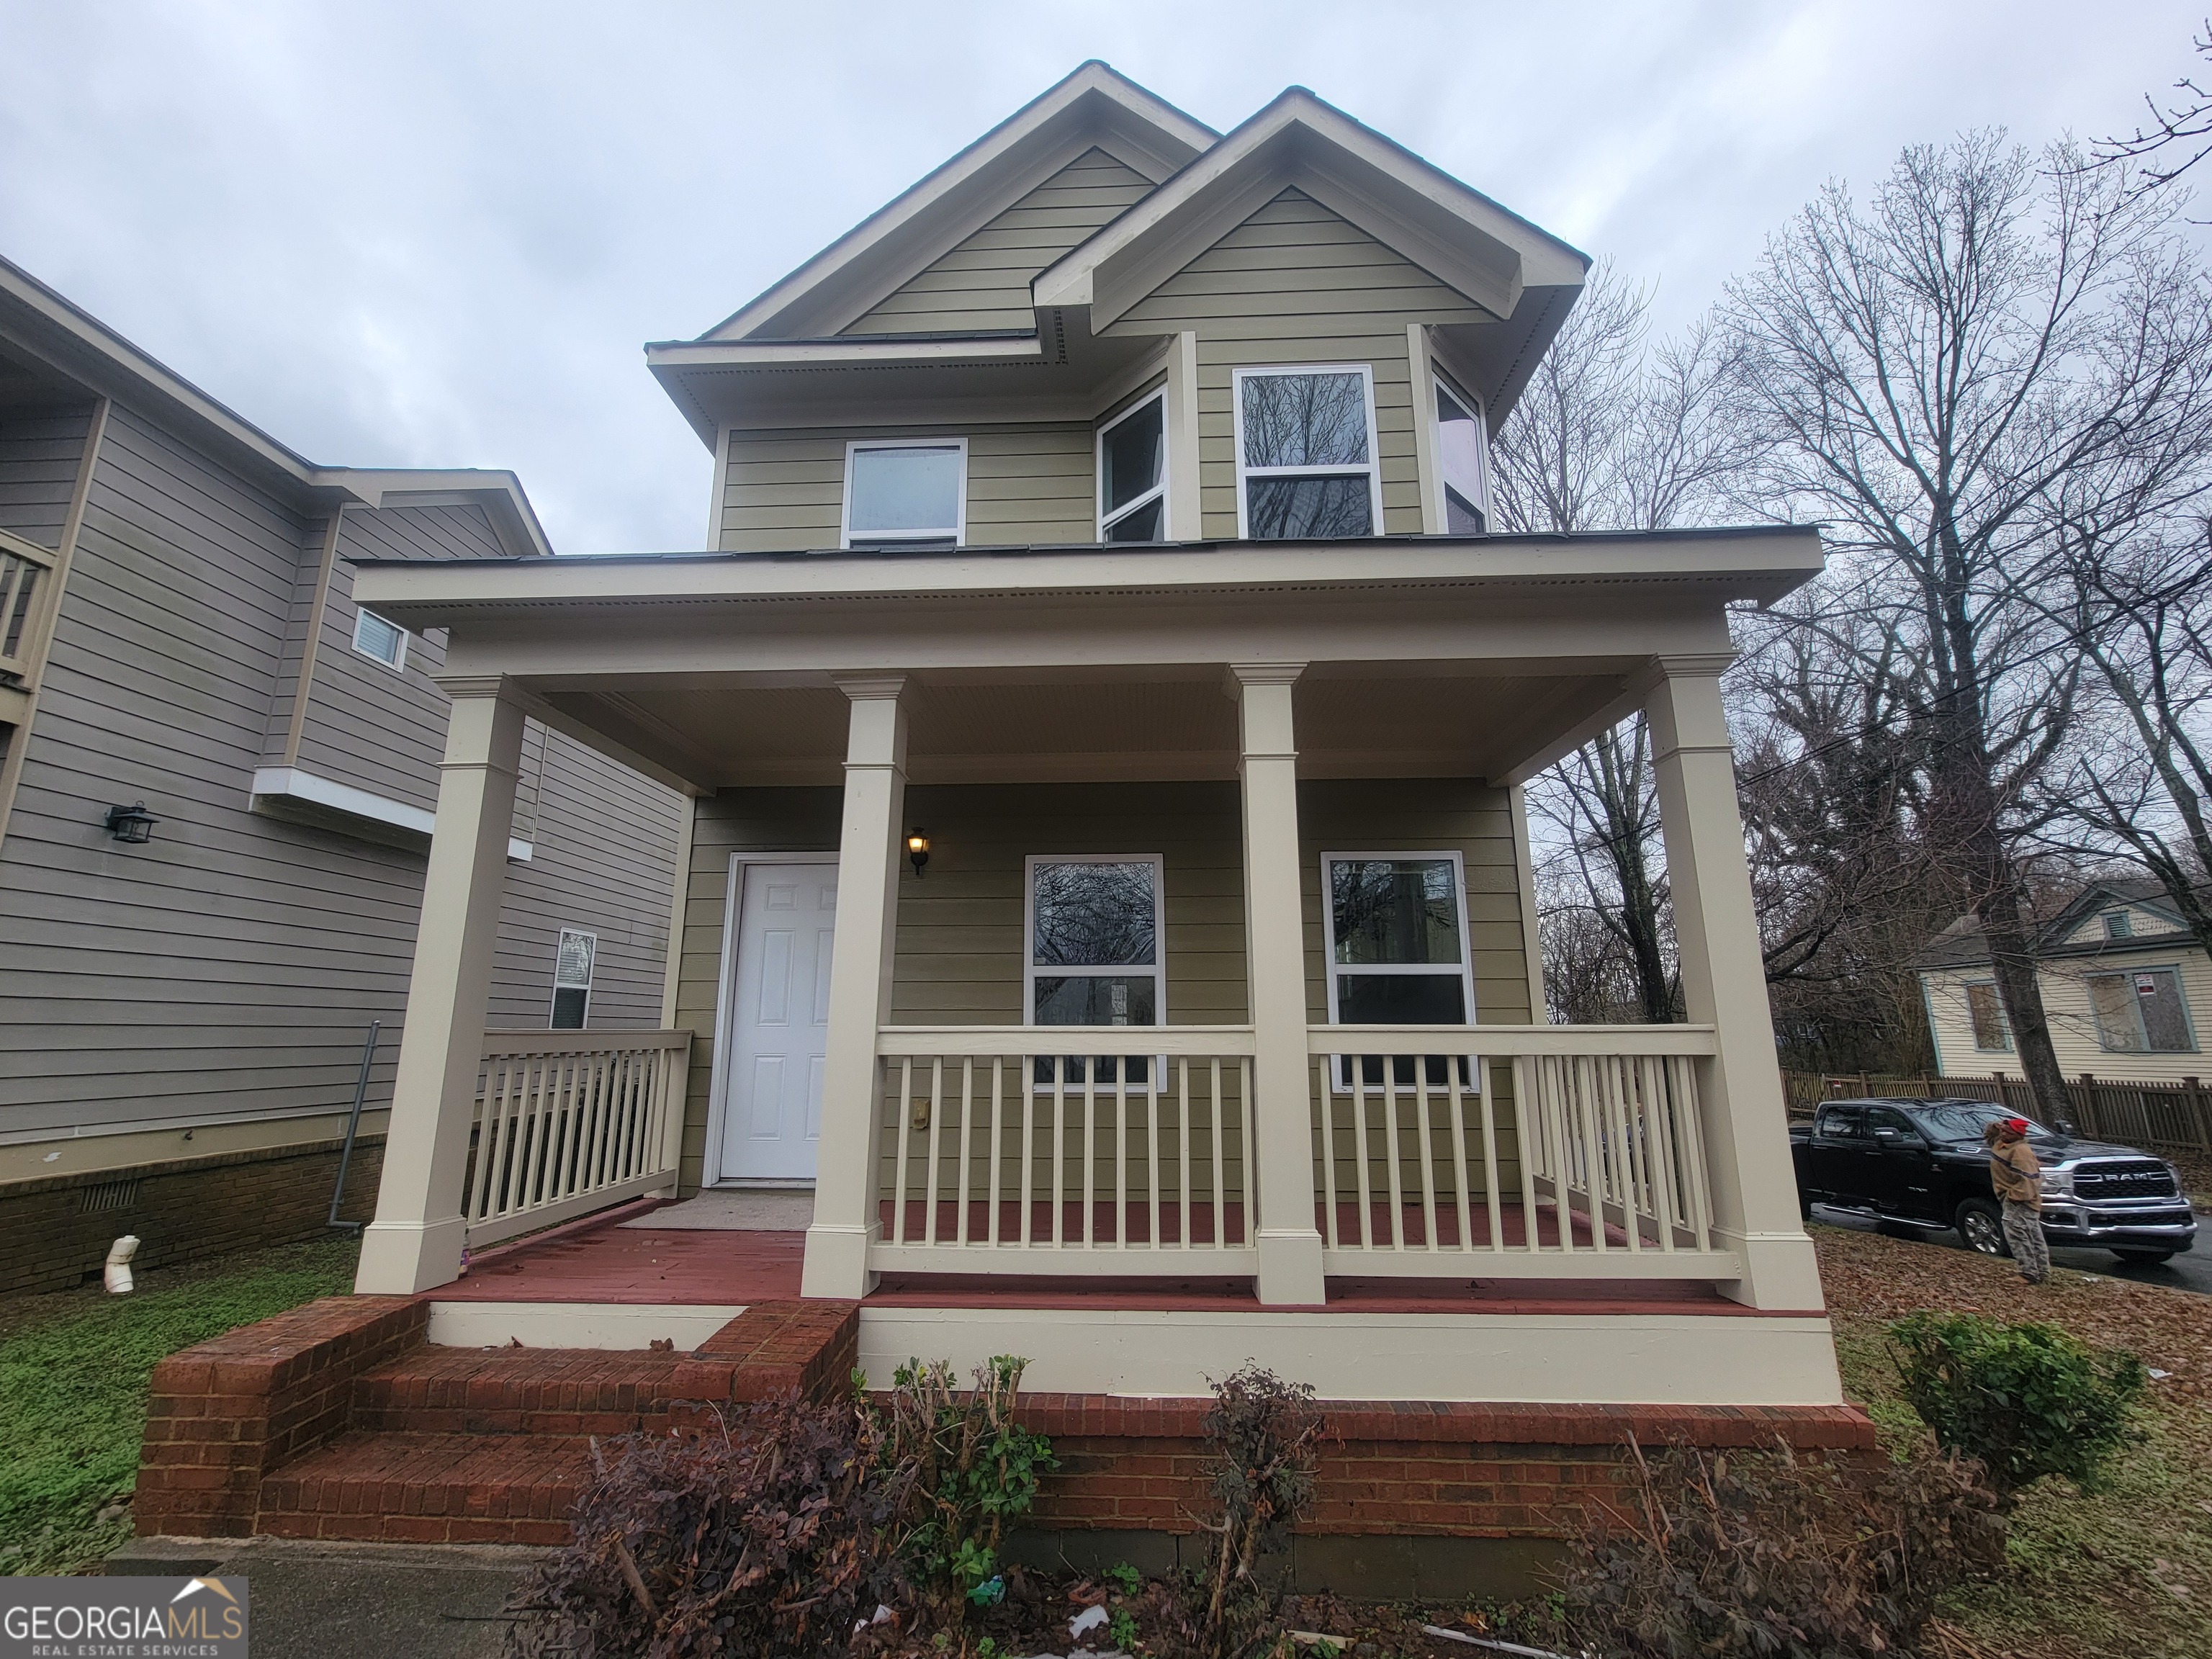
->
[1432, 372, 1489, 534]
[842, 439, 965, 550]
[351, 608, 408, 671]
[1097, 392, 1167, 542]
[550, 927, 596, 1030]
[1233, 367, 1381, 539]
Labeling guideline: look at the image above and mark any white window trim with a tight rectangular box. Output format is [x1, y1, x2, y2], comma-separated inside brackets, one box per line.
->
[1023, 853, 1166, 1092]
[1962, 978, 2013, 1053]
[1096, 390, 1169, 542]
[1318, 850, 1478, 1091]
[550, 927, 598, 1030]
[2087, 963, 2198, 1054]
[839, 436, 967, 549]
[1231, 364, 1384, 541]
[1431, 363, 1494, 534]
[351, 607, 408, 673]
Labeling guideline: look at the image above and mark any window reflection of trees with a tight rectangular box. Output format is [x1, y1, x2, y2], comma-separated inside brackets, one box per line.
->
[1241, 374, 1370, 467]
[1032, 863, 1156, 966]
[1331, 860, 1459, 966]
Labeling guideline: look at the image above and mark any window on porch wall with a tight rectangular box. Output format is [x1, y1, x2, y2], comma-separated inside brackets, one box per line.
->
[1025, 855, 1163, 1088]
[1321, 853, 1476, 1087]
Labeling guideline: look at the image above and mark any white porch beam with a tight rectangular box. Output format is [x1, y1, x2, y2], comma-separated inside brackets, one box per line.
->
[802, 675, 911, 1300]
[1645, 657, 1825, 1311]
[355, 677, 526, 1294]
[1230, 662, 1328, 1306]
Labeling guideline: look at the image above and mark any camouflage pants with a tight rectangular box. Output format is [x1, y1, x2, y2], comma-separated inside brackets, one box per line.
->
[2002, 1199, 2050, 1284]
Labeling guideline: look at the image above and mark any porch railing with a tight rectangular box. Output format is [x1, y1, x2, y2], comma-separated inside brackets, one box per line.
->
[1308, 1025, 1735, 1279]
[0, 529, 58, 683]
[870, 1027, 1257, 1274]
[464, 1029, 692, 1248]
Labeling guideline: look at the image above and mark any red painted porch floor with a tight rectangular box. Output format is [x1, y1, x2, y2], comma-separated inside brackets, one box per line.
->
[432, 1199, 1761, 1316]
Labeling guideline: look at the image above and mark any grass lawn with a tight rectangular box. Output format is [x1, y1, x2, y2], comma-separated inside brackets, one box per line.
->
[1813, 1222, 2212, 1659]
[0, 1235, 360, 1576]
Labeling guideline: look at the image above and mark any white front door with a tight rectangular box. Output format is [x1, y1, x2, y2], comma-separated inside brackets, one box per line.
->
[720, 863, 837, 1181]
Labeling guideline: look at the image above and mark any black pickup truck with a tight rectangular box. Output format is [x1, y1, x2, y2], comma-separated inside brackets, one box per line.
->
[1789, 1097, 2197, 1264]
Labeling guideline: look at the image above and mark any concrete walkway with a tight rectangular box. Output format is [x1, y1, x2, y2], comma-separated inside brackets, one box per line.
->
[109, 1537, 546, 1659]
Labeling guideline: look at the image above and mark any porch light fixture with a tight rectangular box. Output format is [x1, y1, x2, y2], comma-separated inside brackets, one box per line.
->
[907, 828, 930, 878]
[103, 801, 158, 845]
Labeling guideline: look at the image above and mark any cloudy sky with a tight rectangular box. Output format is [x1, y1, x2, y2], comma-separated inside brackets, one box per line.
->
[1, 1, 2204, 552]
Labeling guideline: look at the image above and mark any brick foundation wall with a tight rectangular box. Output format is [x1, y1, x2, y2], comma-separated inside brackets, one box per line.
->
[0, 1134, 384, 1295]
[135, 1295, 426, 1537]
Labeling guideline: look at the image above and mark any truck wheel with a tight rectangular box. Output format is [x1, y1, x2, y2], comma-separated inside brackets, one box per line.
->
[2113, 1249, 2177, 1266]
[1955, 1198, 2009, 1257]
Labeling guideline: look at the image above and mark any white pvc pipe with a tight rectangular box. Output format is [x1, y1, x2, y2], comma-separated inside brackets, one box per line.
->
[104, 1235, 140, 1294]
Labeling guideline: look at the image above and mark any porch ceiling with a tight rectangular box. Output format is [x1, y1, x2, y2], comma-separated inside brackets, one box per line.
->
[527, 662, 1635, 790]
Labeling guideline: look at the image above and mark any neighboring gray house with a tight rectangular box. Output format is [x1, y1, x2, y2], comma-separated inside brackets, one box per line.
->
[0, 257, 688, 1292]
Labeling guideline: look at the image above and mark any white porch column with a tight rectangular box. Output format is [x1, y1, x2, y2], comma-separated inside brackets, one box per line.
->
[355, 677, 525, 1294]
[1645, 657, 1825, 1311]
[1231, 662, 1327, 1306]
[802, 675, 909, 1300]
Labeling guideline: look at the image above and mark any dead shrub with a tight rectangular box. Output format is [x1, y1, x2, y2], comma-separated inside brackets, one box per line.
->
[1560, 1437, 2005, 1659]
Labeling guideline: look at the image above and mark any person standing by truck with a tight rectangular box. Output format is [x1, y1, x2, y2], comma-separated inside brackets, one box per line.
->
[1984, 1117, 2050, 1285]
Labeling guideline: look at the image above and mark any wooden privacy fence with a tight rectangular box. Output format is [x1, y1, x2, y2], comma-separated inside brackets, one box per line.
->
[870, 1028, 1258, 1272]
[464, 1030, 692, 1246]
[1786, 1069, 2212, 1155]
[1310, 1025, 1732, 1279]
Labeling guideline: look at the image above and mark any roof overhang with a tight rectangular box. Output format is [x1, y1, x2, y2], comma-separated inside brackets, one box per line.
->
[313, 469, 555, 559]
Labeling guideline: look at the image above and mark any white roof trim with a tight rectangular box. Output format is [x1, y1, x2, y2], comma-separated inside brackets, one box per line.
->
[250, 765, 532, 860]
[647, 334, 1048, 371]
[1033, 88, 1589, 330]
[702, 62, 1216, 343]
[313, 469, 556, 559]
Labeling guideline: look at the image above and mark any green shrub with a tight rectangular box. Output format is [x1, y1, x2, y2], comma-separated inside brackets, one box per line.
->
[1889, 1313, 2146, 1501]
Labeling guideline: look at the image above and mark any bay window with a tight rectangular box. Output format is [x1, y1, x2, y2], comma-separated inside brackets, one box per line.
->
[1097, 392, 1167, 542]
[1233, 367, 1382, 539]
[1432, 371, 1490, 534]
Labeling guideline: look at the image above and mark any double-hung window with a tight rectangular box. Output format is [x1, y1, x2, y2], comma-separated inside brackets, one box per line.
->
[550, 927, 596, 1030]
[1233, 367, 1382, 539]
[2088, 967, 2195, 1053]
[1431, 370, 1490, 534]
[842, 439, 965, 550]
[1964, 981, 2012, 1052]
[1025, 855, 1164, 1087]
[1321, 853, 1476, 1087]
[1097, 392, 1167, 542]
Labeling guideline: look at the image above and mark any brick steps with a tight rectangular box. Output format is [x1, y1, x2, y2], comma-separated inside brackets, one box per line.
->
[352, 1346, 700, 1437]
[257, 1430, 589, 1546]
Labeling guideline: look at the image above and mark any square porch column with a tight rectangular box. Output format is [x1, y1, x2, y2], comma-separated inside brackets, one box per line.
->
[1231, 662, 1327, 1306]
[355, 676, 526, 1294]
[1645, 656, 1825, 1311]
[801, 675, 909, 1300]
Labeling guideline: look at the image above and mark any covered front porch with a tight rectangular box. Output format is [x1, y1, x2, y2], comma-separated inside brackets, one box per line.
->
[345, 531, 1833, 1400]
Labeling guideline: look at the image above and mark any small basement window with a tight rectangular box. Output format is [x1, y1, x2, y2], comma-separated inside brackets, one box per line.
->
[2089, 967, 2195, 1053]
[842, 439, 965, 550]
[1233, 367, 1381, 539]
[1432, 371, 1490, 534]
[1965, 981, 2012, 1052]
[1097, 392, 1167, 542]
[550, 927, 596, 1030]
[351, 608, 408, 670]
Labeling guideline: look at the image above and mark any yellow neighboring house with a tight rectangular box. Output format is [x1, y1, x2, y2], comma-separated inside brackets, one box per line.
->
[1919, 881, 2211, 1084]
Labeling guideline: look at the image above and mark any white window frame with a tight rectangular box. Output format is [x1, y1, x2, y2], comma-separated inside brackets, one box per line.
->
[1095, 390, 1169, 542]
[1318, 850, 1478, 1092]
[2087, 963, 2198, 1054]
[351, 607, 408, 673]
[1231, 364, 1384, 541]
[550, 927, 597, 1030]
[1023, 853, 1166, 1092]
[1430, 364, 1493, 534]
[840, 437, 967, 550]
[1963, 979, 2013, 1053]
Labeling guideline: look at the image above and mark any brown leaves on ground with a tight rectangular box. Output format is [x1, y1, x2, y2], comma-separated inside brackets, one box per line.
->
[1811, 1223, 2212, 1405]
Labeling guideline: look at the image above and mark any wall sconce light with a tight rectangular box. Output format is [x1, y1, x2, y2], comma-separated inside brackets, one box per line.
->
[103, 801, 158, 845]
[907, 828, 930, 878]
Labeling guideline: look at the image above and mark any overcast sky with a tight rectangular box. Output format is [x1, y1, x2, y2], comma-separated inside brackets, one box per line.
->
[1, 1, 2205, 552]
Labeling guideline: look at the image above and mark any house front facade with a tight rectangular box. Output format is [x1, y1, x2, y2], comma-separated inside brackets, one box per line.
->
[0, 258, 687, 1294]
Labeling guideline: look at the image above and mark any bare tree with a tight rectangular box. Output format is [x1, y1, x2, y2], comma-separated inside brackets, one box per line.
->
[2090, 19, 2212, 207]
[1720, 133, 2212, 1118]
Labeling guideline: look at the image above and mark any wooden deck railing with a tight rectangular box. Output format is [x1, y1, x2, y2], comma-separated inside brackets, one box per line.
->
[1308, 1025, 1735, 1280]
[870, 1027, 1257, 1274]
[464, 1030, 692, 1247]
[0, 529, 58, 684]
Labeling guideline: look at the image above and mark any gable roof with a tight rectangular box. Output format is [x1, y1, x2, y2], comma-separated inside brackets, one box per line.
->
[704, 62, 1217, 343]
[1915, 878, 2198, 970]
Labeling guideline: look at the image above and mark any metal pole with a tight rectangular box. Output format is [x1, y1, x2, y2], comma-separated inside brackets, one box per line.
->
[327, 1020, 382, 1233]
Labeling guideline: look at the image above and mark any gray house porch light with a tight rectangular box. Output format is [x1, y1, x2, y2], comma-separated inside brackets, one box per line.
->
[103, 801, 158, 844]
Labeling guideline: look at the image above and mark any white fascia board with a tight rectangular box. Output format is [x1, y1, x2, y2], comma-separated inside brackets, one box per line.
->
[1034, 89, 1590, 329]
[647, 334, 1048, 371]
[701, 63, 1215, 343]
[314, 468, 557, 559]
[250, 766, 531, 860]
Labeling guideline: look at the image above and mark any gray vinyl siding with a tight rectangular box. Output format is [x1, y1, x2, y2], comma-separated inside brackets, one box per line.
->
[842, 148, 1155, 336]
[667, 778, 1532, 1192]
[1106, 189, 1492, 537]
[0, 408, 682, 1148]
[719, 424, 1093, 552]
[0, 404, 92, 548]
